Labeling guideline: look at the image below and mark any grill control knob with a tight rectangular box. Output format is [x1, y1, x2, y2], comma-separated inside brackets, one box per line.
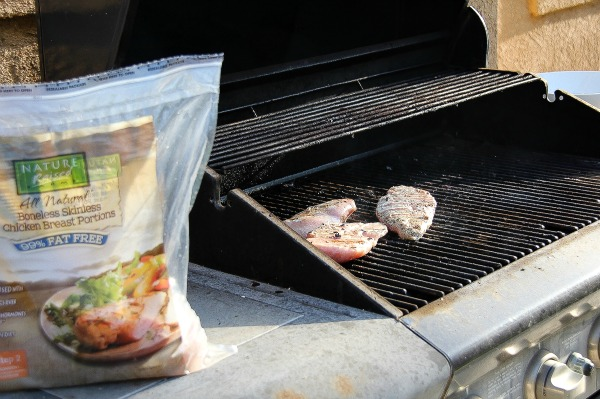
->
[524, 350, 595, 399]
[565, 352, 594, 376]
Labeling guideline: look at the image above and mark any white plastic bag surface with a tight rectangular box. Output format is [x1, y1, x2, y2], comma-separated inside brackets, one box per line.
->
[0, 55, 232, 391]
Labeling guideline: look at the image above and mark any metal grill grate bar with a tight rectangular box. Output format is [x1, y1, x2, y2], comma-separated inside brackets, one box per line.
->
[210, 70, 538, 169]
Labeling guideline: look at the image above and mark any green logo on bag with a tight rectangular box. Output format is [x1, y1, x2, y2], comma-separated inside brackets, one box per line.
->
[87, 154, 121, 181]
[14, 153, 89, 194]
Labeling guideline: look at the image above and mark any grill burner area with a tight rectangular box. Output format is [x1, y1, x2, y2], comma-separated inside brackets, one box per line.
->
[252, 138, 600, 314]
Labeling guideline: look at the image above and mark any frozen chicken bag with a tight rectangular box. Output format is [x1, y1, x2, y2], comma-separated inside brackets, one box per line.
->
[0, 55, 232, 391]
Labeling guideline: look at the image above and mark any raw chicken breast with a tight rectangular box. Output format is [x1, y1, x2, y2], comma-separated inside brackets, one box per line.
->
[284, 198, 356, 237]
[306, 222, 388, 263]
[376, 185, 436, 240]
[73, 291, 167, 350]
[307, 222, 388, 241]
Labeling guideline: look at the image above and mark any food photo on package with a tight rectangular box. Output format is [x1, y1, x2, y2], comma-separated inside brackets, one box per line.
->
[0, 54, 236, 391]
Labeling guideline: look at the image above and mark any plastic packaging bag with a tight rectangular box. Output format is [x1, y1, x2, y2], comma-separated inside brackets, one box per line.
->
[0, 55, 232, 391]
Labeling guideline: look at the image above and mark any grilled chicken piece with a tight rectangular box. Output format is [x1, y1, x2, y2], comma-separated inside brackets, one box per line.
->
[376, 185, 436, 240]
[73, 292, 167, 351]
[284, 198, 357, 237]
[306, 222, 388, 263]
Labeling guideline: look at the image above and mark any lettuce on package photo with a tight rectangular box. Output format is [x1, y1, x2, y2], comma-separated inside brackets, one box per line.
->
[0, 54, 235, 391]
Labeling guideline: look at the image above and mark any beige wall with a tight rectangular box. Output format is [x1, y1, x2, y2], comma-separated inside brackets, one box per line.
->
[0, 0, 40, 83]
[497, 0, 600, 72]
[469, 0, 500, 69]
[470, 0, 599, 73]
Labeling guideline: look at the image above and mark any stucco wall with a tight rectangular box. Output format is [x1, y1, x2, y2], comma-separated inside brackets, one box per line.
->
[497, 0, 600, 72]
[469, 0, 499, 69]
[0, 0, 40, 83]
[469, 0, 599, 72]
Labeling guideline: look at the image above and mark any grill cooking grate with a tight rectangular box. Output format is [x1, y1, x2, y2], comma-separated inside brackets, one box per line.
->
[210, 69, 538, 170]
[252, 139, 600, 314]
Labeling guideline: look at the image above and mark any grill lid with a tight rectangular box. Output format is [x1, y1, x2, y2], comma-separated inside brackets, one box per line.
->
[123, 0, 486, 119]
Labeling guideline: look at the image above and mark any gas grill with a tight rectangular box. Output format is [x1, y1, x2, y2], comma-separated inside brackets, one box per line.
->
[139, 0, 600, 396]
[44, 0, 600, 397]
